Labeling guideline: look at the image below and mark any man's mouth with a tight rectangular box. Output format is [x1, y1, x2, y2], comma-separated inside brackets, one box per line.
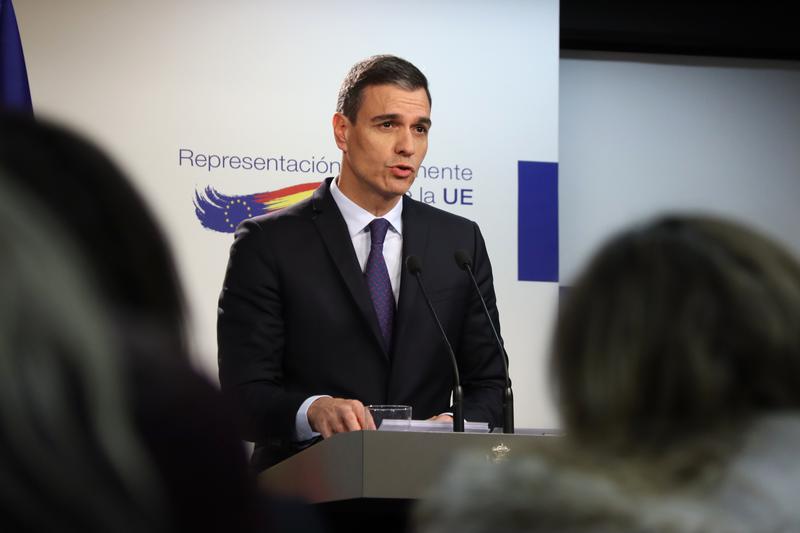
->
[390, 164, 414, 178]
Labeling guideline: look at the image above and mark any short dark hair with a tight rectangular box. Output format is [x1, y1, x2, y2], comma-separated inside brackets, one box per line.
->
[552, 215, 800, 455]
[336, 54, 431, 122]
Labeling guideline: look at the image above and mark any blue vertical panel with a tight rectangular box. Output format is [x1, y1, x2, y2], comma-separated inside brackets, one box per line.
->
[0, 0, 33, 113]
[518, 161, 558, 282]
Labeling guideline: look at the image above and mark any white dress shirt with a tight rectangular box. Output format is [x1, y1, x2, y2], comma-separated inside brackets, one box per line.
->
[294, 178, 404, 441]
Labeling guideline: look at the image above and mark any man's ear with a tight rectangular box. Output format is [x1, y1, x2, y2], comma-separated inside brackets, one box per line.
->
[332, 113, 350, 152]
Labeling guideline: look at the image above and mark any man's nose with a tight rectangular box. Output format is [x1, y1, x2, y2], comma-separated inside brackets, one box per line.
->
[395, 128, 415, 156]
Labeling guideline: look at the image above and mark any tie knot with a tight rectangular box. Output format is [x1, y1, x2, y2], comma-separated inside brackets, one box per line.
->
[369, 218, 390, 246]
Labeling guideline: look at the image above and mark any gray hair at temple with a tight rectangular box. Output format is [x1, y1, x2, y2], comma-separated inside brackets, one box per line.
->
[336, 54, 431, 123]
[552, 215, 800, 456]
[0, 176, 166, 532]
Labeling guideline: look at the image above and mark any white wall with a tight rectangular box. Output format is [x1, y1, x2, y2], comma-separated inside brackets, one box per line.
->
[16, 0, 561, 429]
[560, 51, 800, 283]
[21, 8, 797, 432]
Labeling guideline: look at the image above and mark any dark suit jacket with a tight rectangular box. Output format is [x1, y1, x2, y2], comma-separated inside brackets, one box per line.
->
[218, 178, 505, 472]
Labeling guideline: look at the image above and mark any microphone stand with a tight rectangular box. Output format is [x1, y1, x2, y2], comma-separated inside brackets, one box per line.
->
[406, 255, 464, 432]
[455, 250, 514, 434]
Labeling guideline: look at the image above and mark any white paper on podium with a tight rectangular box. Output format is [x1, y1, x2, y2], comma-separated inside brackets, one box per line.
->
[378, 419, 490, 433]
[491, 427, 563, 436]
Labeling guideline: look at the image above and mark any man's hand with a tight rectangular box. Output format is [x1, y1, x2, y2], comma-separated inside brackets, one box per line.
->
[307, 397, 376, 438]
[428, 414, 454, 423]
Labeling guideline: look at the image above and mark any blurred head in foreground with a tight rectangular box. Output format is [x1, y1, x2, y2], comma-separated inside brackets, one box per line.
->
[0, 115, 257, 532]
[0, 112, 187, 356]
[417, 215, 800, 533]
[553, 215, 800, 456]
[0, 177, 167, 531]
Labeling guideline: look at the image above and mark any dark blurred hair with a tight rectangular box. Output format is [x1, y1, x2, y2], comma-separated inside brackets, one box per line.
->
[0, 120, 258, 532]
[0, 176, 167, 532]
[336, 54, 431, 122]
[553, 215, 800, 454]
[0, 113, 186, 356]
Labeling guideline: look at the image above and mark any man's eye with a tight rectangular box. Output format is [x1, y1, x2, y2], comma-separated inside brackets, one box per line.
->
[381, 121, 393, 128]
[415, 126, 429, 134]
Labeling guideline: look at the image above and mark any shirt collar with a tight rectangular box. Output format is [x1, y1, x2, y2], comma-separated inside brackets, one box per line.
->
[330, 177, 403, 237]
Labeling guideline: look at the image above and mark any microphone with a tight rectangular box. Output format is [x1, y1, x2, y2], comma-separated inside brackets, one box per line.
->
[405, 255, 465, 432]
[454, 250, 514, 434]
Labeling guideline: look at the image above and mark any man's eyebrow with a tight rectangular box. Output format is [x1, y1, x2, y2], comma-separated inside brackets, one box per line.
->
[371, 114, 432, 127]
[371, 114, 399, 123]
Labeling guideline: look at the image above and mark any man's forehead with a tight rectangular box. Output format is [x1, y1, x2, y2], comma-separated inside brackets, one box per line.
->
[359, 84, 431, 117]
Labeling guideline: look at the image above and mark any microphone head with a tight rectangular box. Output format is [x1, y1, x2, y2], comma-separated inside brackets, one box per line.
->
[405, 255, 423, 275]
[454, 249, 472, 271]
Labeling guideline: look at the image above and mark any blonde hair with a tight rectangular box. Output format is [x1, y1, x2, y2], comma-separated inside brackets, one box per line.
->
[553, 215, 800, 456]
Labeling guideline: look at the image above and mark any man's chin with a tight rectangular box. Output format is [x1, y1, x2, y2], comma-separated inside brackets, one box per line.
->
[387, 175, 415, 195]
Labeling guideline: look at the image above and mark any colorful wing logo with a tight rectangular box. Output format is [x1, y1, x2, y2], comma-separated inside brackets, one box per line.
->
[194, 182, 320, 233]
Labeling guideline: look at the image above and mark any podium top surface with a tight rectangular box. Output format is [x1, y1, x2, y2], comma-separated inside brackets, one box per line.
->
[259, 430, 555, 503]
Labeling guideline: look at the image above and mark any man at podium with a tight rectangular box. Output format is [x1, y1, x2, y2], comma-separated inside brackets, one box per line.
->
[218, 55, 506, 471]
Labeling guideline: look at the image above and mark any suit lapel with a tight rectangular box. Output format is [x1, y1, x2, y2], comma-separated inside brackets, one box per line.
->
[393, 196, 431, 358]
[311, 179, 387, 357]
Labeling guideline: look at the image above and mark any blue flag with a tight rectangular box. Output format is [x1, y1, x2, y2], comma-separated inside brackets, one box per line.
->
[0, 0, 32, 113]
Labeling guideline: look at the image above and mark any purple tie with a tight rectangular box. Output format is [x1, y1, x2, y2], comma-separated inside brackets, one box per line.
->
[365, 218, 394, 350]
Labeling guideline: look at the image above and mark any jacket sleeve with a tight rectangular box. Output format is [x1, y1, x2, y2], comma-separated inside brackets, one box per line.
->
[217, 219, 306, 442]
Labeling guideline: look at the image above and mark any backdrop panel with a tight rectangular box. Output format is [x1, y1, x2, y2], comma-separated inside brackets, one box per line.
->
[17, 0, 560, 428]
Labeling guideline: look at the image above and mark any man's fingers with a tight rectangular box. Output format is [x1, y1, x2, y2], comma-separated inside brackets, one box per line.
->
[348, 399, 367, 427]
[326, 420, 344, 436]
[364, 409, 377, 431]
[340, 399, 365, 432]
[313, 417, 331, 439]
[319, 424, 333, 439]
[308, 397, 368, 438]
[341, 410, 361, 432]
